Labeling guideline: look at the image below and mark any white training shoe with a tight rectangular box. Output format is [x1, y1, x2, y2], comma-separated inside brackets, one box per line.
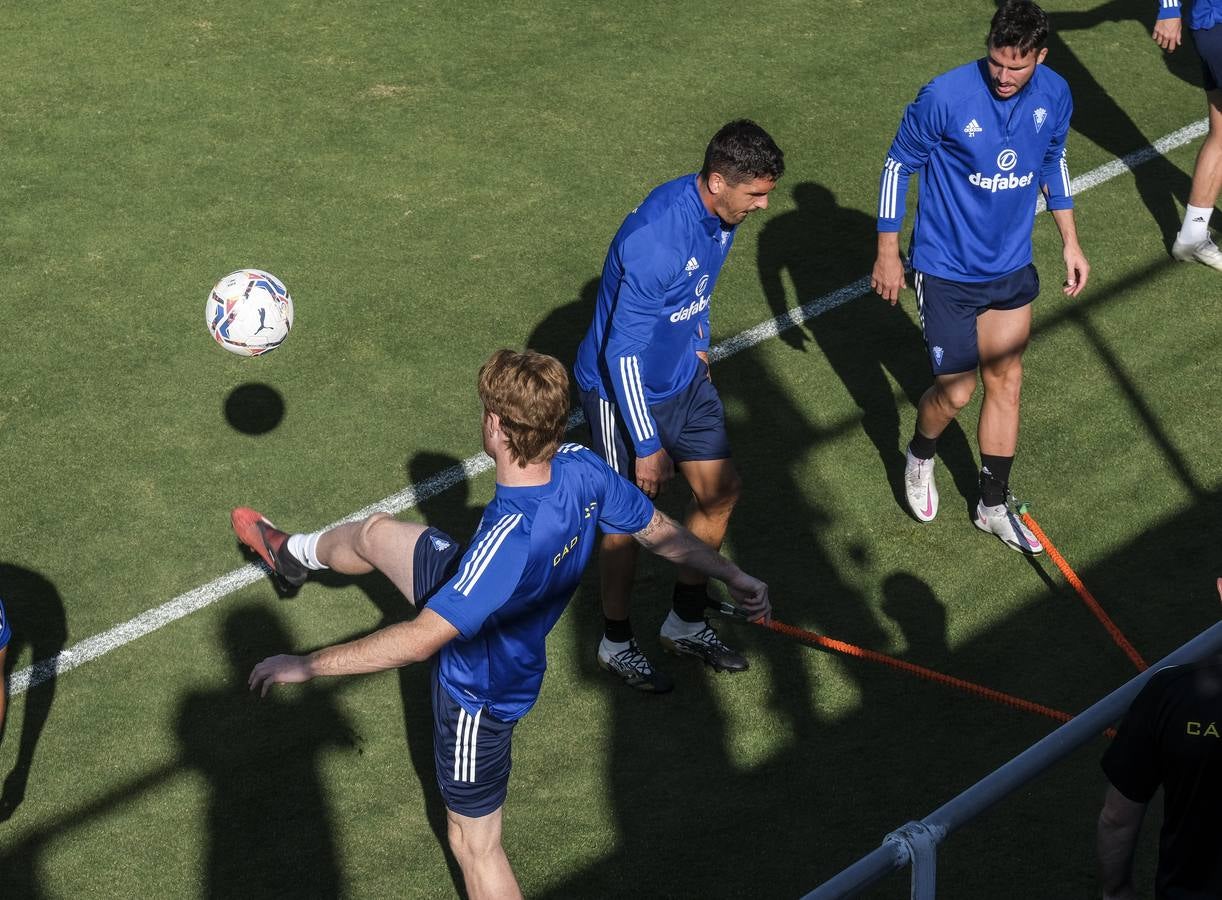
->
[904, 449, 939, 523]
[974, 501, 1043, 554]
[1171, 236, 1222, 272]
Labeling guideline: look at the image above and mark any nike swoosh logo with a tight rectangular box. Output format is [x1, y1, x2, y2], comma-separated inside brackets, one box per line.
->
[923, 494, 934, 518]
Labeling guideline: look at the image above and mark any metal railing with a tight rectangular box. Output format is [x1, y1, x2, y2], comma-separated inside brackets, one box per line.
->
[804, 619, 1222, 899]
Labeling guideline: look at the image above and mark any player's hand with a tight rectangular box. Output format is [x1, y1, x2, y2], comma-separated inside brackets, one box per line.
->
[871, 252, 907, 305]
[695, 350, 712, 381]
[1153, 17, 1182, 51]
[634, 448, 673, 499]
[726, 572, 770, 624]
[1062, 244, 1090, 297]
[249, 653, 314, 697]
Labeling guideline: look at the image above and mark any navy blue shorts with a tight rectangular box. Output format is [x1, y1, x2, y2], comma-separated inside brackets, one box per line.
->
[579, 366, 731, 477]
[1193, 23, 1222, 91]
[0, 597, 9, 650]
[412, 527, 462, 607]
[431, 665, 516, 817]
[415, 528, 514, 817]
[914, 265, 1039, 376]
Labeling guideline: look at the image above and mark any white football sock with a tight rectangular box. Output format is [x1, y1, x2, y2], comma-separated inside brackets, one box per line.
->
[287, 531, 328, 570]
[1178, 204, 1213, 245]
[598, 636, 631, 658]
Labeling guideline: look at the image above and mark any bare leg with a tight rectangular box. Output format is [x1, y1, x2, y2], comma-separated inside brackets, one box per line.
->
[976, 305, 1032, 457]
[674, 458, 741, 585]
[1188, 88, 1222, 209]
[915, 370, 978, 442]
[599, 531, 640, 622]
[447, 806, 522, 900]
[315, 513, 430, 605]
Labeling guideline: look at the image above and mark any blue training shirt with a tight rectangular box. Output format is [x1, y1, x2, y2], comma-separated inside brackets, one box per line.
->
[877, 59, 1074, 283]
[426, 443, 654, 722]
[0, 597, 9, 650]
[573, 174, 736, 457]
[1158, 0, 1222, 32]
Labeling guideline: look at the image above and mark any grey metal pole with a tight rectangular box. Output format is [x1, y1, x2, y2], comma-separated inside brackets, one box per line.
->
[803, 619, 1222, 900]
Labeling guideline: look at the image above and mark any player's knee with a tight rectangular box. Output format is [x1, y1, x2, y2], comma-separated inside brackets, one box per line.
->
[447, 817, 502, 867]
[937, 378, 976, 412]
[696, 469, 741, 516]
[983, 364, 1024, 404]
[353, 512, 394, 560]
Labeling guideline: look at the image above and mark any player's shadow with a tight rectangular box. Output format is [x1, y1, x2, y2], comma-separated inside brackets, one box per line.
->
[0, 563, 68, 824]
[176, 606, 355, 898]
[1029, 0, 1198, 240]
[522, 275, 600, 410]
[300, 450, 487, 899]
[757, 181, 978, 517]
[223, 383, 286, 436]
[534, 334, 901, 896]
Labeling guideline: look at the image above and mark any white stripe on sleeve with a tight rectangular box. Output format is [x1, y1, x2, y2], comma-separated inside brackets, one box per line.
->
[454, 513, 523, 596]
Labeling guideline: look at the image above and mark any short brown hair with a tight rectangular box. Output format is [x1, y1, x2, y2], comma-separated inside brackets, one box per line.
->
[478, 349, 569, 466]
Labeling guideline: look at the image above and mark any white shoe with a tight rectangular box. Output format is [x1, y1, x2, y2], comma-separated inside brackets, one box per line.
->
[1171, 236, 1222, 271]
[974, 501, 1043, 554]
[904, 449, 939, 522]
[597, 637, 673, 693]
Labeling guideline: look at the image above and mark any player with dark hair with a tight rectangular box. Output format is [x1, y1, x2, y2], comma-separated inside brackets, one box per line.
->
[235, 349, 769, 900]
[1153, 0, 1222, 270]
[1097, 581, 1222, 899]
[574, 119, 783, 691]
[872, 0, 1089, 553]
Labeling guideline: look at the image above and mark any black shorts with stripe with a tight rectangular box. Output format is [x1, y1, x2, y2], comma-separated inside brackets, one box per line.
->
[431, 665, 516, 818]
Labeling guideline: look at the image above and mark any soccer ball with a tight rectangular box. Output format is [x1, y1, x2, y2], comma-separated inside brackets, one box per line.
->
[206, 269, 294, 357]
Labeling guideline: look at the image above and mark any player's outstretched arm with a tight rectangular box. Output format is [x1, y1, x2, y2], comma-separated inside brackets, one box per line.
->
[631, 509, 770, 622]
[248, 611, 460, 697]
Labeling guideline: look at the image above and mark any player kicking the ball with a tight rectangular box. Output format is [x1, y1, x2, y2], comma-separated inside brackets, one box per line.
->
[872, 0, 1089, 553]
[235, 350, 768, 900]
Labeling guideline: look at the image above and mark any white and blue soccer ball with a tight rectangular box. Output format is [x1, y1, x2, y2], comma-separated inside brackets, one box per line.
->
[206, 269, 294, 357]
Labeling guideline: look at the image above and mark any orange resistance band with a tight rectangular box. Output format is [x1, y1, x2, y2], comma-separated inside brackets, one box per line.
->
[739, 615, 1116, 739]
[1020, 511, 1148, 673]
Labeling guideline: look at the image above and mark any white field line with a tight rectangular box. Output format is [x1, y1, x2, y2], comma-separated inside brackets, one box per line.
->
[9, 118, 1207, 697]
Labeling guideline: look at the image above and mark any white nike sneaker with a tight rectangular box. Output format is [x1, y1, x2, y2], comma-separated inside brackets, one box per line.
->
[1171, 236, 1222, 272]
[904, 449, 939, 523]
[974, 500, 1043, 554]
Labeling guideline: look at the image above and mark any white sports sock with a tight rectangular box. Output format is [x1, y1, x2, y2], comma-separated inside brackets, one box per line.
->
[286, 531, 328, 570]
[1178, 204, 1213, 244]
[660, 609, 705, 638]
[599, 637, 631, 658]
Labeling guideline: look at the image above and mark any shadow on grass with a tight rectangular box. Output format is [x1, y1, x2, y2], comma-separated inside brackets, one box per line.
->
[176, 606, 354, 897]
[0, 564, 66, 825]
[757, 181, 978, 518]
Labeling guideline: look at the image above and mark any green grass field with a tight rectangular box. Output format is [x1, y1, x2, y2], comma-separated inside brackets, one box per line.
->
[2, 1, 1220, 896]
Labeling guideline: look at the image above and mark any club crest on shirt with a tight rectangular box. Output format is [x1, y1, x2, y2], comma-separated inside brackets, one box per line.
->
[1033, 107, 1047, 133]
[933, 346, 945, 365]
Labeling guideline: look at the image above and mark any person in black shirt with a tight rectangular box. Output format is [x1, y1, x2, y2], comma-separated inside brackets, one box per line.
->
[1098, 587, 1222, 900]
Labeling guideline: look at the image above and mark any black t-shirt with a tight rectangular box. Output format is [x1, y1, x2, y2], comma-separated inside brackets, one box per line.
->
[1101, 660, 1222, 900]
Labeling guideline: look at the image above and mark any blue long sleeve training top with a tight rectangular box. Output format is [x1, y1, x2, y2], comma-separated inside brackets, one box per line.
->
[877, 59, 1074, 282]
[1158, 0, 1222, 31]
[574, 174, 736, 457]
